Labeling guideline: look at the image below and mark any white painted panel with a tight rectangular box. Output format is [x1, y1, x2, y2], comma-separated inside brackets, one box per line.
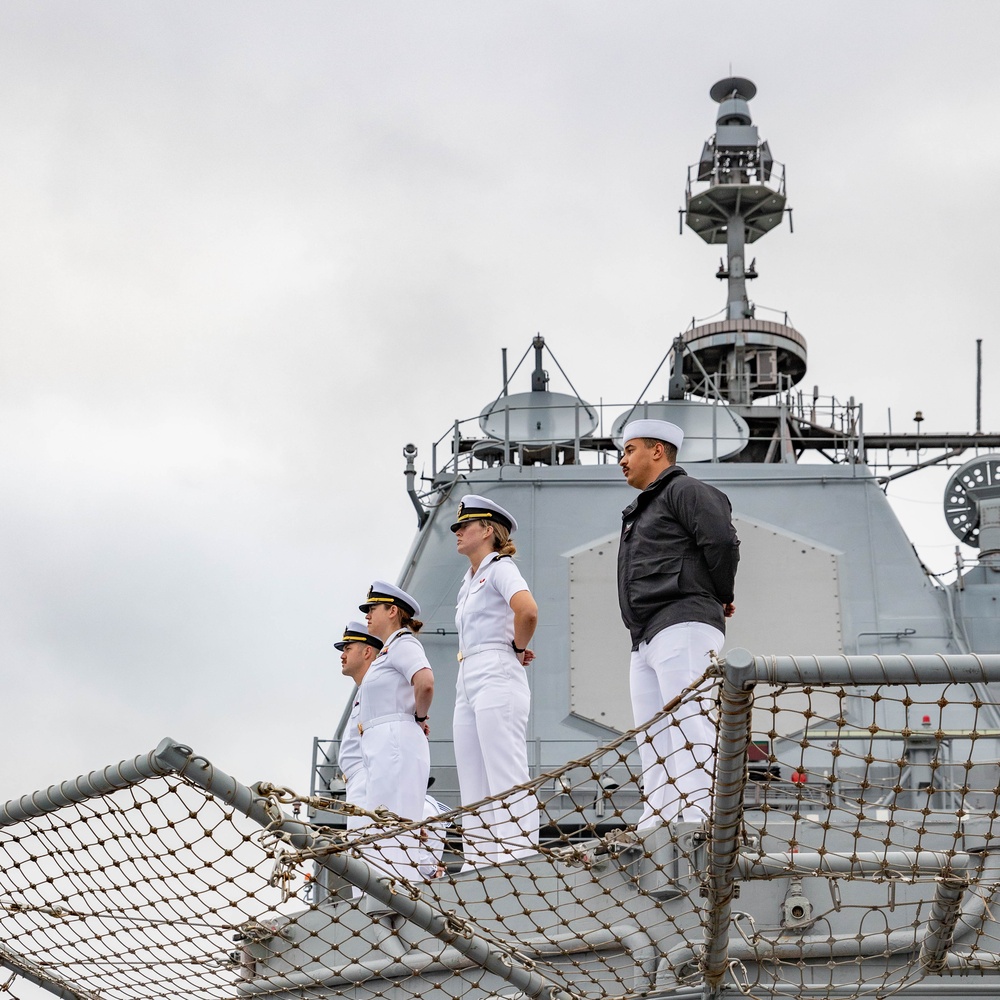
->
[567, 535, 633, 733]
[725, 515, 842, 656]
[567, 515, 843, 734]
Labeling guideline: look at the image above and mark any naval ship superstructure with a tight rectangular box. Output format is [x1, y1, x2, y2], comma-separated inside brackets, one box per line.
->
[4, 77, 1000, 1000]
[313, 75, 1000, 819]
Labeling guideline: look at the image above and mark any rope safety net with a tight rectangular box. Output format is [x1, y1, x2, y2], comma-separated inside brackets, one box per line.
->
[3, 660, 1000, 1000]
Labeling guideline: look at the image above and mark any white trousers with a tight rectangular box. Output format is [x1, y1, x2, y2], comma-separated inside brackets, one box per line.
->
[360, 719, 430, 883]
[417, 794, 448, 879]
[453, 649, 539, 866]
[343, 767, 369, 831]
[342, 767, 369, 898]
[630, 621, 724, 829]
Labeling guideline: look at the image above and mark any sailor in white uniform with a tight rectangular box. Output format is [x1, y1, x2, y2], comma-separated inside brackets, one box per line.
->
[359, 580, 434, 884]
[451, 495, 539, 867]
[334, 621, 383, 832]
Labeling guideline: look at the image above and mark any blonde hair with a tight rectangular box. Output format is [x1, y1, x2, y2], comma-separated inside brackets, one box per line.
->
[490, 522, 517, 558]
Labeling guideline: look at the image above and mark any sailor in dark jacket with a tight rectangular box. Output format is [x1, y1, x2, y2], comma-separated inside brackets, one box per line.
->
[617, 417, 740, 829]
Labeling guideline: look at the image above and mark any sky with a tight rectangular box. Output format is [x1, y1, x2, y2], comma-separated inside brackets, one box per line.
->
[1, 1, 998, 815]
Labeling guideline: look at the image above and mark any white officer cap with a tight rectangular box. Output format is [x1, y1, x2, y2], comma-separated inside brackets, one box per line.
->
[359, 580, 421, 617]
[450, 494, 518, 534]
[334, 621, 384, 652]
[621, 418, 684, 452]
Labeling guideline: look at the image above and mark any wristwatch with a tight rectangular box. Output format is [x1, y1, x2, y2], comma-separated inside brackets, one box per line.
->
[511, 640, 526, 654]
[414, 713, 429, 723]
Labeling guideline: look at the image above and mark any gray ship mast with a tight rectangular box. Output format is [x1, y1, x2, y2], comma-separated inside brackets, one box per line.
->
[389, 79, 1000, 488]
[679, 76, 805, 459]
[676, 77, 1000, 472]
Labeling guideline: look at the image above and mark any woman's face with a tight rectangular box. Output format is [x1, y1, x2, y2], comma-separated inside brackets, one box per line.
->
[455, 520, 492, 559]
[365, 602, 396, 639]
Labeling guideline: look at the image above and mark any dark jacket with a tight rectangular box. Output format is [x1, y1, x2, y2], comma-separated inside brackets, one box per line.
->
[618, 465, 740, 648]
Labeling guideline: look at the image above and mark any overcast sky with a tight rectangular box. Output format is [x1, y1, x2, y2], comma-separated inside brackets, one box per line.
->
[1, 1, 997, 822]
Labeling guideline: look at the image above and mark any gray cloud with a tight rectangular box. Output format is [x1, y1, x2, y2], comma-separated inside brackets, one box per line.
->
[0, 0, 996, 809]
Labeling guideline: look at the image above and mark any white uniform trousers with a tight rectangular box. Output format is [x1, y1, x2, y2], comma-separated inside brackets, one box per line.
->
[417, 794, 448, 879]
[629, 621, 724, 829]
[341, 765, 369, 898]
[360, 718, 430, 884]
[343, 765, 369, 831]
[453, 648, 538, 867]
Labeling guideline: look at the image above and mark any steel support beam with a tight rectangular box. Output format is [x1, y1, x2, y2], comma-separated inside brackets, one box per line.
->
[701, 650, 756, 997]
[918, 870, 970, 974]
[724, 650, 1000, 687]
[737, 850, 968, 879]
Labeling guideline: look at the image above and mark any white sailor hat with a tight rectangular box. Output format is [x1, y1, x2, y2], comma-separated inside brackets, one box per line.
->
[334, 621, 384, 652]
[359, 580, 421, 617]
[450, 494, 518, 534]
[621, 418, 685, 452]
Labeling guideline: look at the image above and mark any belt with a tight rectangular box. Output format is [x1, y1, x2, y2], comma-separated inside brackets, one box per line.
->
[457, 643, 512, 662]
[358, 712, 416, 735]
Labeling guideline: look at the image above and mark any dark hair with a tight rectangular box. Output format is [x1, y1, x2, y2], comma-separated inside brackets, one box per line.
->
[399, 609, 424, 634]
[387, 603, 423, 634]
[641, 437, 677, 464]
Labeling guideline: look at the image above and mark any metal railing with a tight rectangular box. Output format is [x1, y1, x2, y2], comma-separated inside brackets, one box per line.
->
[685, 153, 786, 201]
[422, 389, 873, 481]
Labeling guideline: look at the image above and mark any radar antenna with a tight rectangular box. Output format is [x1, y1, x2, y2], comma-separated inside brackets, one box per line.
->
[708, 76, 757, 103]
[478, 335, 598, 464]
[944, 455, 1000, 566]
[681, 78, 805, 407]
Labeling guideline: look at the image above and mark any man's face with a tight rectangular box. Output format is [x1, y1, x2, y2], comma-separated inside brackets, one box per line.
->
[340, 642, 370, 683]
[619, 437, 662, 490]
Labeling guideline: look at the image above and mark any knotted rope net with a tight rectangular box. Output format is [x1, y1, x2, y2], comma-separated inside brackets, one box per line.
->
[3, 661, 1000, 1000]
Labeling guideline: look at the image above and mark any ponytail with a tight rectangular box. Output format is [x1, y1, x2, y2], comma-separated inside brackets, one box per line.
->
[400, 611, 424, 634]
[491, 523, 517, 558]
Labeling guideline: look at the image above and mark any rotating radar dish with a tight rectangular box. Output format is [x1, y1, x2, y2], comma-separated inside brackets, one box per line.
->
[943, 454, 1000, 546]
[709, 77, 757, 103]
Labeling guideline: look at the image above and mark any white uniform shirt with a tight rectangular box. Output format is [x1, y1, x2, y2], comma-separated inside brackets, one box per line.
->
[338, 692, 363, 779]
[455, 553, 529, 651]
[358, 629, 430, 725]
